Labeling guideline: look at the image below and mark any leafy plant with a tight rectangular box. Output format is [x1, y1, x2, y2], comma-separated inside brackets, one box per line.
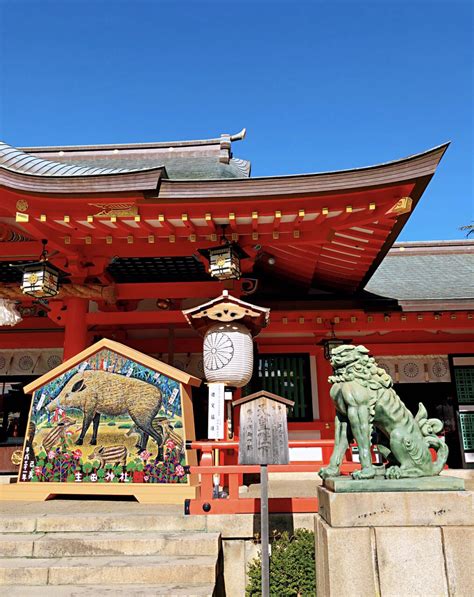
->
[246, 529, 315, 597]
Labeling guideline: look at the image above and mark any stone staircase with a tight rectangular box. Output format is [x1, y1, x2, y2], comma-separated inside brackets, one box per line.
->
[0, 501, 222, 596]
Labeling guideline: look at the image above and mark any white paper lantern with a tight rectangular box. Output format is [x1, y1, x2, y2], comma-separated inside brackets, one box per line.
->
[203, 322, 253, 387]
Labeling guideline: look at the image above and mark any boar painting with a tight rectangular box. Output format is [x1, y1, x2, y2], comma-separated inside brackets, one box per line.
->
[19, 341, 199, 486]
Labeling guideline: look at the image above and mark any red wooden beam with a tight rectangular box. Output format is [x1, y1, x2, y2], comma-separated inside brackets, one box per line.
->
[86, 310, 187, 326]
[116, 281, 227, 300]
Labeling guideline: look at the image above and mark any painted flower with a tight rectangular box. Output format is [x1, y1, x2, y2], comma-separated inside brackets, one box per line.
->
[175, 465, 185, 477]
[165, 440, 175, 450]
[139, 450, 151, 461]
[62, 452, 70, 461]
[34, 466, 42, 476]
[72, 449, 82, 460]
[48, 450, 55, 460]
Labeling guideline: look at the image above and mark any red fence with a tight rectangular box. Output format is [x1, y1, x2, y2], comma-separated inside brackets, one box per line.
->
[185, 439, 359, 515]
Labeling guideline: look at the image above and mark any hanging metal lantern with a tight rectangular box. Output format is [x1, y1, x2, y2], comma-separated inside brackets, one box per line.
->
[13, 240, 61, 298]
[199, 226, 248, 280]
[319, 323, 351, 360]
[208, 243, 241, 280]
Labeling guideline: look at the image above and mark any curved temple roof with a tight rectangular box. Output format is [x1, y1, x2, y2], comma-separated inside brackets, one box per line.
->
[0, 141, 165, 193]
[0, 133, 449, 294]
[0, 141, 158, 176]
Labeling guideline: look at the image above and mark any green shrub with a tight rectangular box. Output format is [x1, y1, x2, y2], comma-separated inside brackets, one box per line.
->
[246, 529, 315, 597]
[173, 420, 183, 428]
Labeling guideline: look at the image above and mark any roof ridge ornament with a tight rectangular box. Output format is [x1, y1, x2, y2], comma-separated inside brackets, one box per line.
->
[219, 128, 246, 163]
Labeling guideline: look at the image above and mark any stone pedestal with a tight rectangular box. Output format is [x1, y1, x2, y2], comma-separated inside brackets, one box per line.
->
[315, 484, 473, 597]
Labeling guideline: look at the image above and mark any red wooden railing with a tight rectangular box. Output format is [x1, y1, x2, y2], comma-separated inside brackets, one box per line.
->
[184, 439, 359, 515]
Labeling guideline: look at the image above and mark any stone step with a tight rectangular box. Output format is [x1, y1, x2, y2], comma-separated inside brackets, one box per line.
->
[0, 554, 217, 586]
[0, 531, 220, 558]
[0, 512, 206, 534]
[6, 583, 215, 596]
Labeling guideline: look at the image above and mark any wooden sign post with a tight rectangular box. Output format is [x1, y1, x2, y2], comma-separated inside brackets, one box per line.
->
[234, 390, 294, 597]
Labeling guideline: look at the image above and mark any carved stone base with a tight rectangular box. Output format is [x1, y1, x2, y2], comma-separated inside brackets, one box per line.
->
[315, 486, 473, 596]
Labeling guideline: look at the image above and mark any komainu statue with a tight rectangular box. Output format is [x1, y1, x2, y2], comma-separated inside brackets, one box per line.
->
[319, 345, 448, 480]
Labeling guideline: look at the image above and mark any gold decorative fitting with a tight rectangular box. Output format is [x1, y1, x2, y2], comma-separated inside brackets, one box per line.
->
[89, 203, 138, 217]
[40, 214, 47, 222]
[369, 203, 376, 210]
[345, 206, 353, 213]
[322, 207, 329, 215]
[106, 236, 113, 244]
[127, 236, 134, 244]
[148, 235, 155, 243]
[16, 200, 29, 212]
[63, 215, 70, 223]
[298, 317, 305, 324]
[15, 212, 29, 223]
[387, 196, 413, 215]
[11, 450, 23, 466]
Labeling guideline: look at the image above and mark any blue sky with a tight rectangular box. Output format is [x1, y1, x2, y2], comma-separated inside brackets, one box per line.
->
[0, 1, 472, 240]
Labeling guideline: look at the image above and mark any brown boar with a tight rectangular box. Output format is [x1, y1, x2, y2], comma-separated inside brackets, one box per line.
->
[88, 445, 127, 468]
[47, 370, 163, 447]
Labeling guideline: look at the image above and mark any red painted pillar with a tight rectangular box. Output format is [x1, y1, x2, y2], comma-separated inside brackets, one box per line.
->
[63, 298, 88, 360]
[315, 347, 335, 438]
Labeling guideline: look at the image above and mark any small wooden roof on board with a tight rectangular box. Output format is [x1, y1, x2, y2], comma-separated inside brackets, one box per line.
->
[233, 390, 295, 407]
[23, 338, 202, 394]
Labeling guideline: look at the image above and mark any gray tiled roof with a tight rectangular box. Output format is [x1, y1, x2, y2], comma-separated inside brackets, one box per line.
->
[0, 141, 152, 176]
[47, 155, 250, 180]
[366, 241, 474, 300]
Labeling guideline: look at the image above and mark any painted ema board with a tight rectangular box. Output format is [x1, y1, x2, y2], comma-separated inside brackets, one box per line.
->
[18, 339, 200, 494]
[234, 391, 294, 465]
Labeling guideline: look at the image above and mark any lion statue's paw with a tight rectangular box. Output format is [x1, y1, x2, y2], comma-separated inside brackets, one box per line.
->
[351, 467, 376, 480]
[386, 466, 401, 479]
[319, 466, 340, 480]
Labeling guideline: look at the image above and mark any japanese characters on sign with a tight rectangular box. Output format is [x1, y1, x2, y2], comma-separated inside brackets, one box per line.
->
[208, 383, 225, 439]
[236, 392, 293, 465]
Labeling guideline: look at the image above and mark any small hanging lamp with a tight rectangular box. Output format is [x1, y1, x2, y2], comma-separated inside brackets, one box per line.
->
[14, 239, 61, 298]
[320, 322, 351, 360]
[199, 225, 248, 280]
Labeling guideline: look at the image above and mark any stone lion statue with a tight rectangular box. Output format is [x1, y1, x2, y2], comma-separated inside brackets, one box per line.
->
[319, 345, 448, 480]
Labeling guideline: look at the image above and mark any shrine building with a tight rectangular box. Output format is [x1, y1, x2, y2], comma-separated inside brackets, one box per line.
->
[0, 130, 473, 474]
